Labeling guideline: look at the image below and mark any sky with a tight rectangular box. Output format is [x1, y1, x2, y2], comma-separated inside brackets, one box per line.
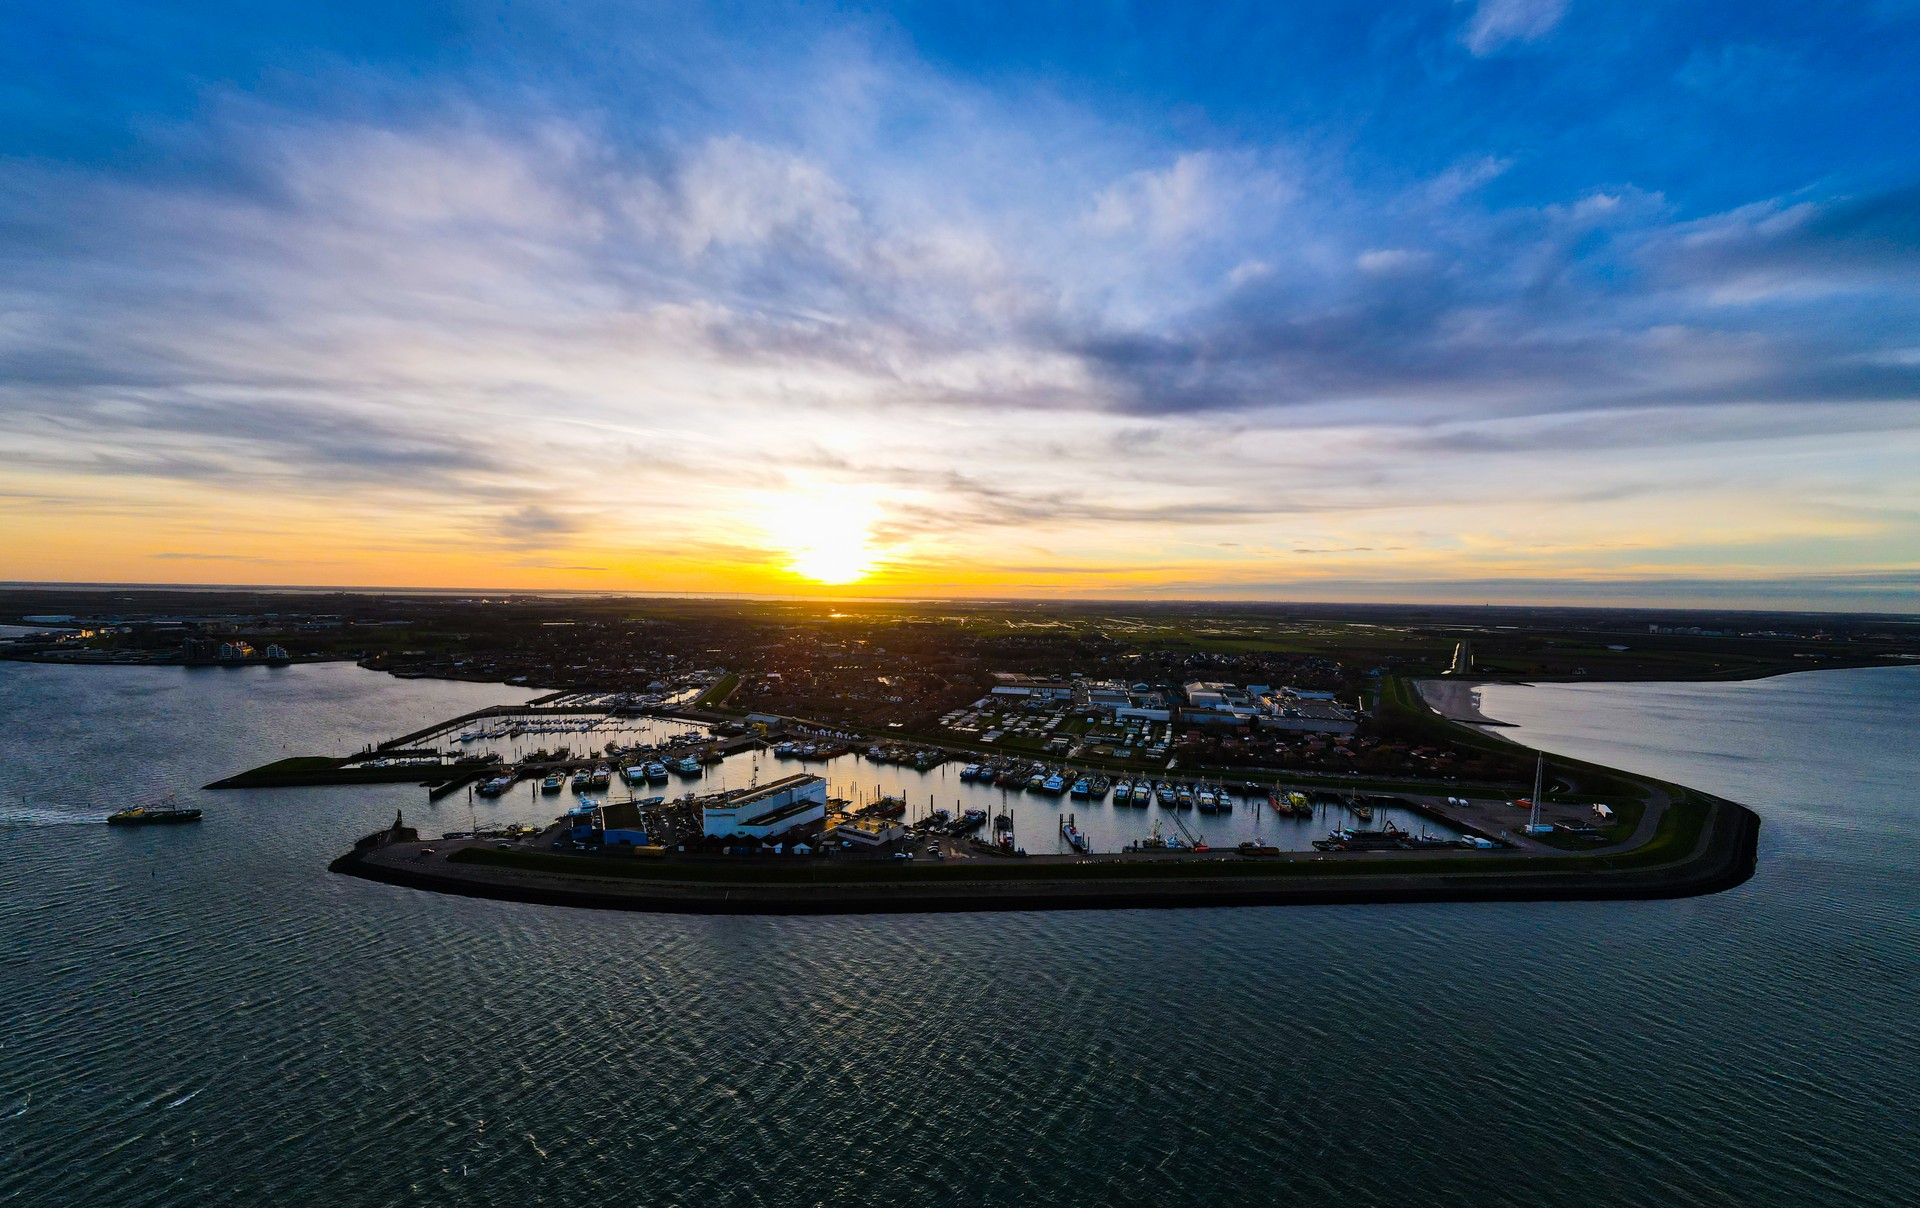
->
[1, 1, 1917, 610]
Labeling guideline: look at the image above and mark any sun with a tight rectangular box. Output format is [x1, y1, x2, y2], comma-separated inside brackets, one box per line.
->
[761, 490, 883, 585]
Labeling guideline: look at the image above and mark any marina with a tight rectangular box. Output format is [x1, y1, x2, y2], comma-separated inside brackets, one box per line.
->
[379, 713, 1481, 856]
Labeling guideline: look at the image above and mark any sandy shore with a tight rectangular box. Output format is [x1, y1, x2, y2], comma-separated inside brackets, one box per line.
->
[1413, 678, 1514, 726]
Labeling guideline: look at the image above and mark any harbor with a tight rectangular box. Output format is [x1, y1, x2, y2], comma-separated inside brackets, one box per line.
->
[321, 671, 1744, 905]
[285, 705, 1501, 856]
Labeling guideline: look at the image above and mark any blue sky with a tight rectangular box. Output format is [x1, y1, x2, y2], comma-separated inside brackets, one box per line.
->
[2, 1, 1917, 606]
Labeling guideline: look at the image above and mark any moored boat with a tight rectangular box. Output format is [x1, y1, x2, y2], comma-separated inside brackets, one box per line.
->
[1060, 812, 1091, 853]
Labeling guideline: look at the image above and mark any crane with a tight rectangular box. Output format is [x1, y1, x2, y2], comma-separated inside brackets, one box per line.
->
[1166, 809, 1206, 851]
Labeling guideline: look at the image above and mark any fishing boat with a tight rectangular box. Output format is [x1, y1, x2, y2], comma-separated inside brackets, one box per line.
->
[1060, 813, 1091, 853]
[1115, 779, 1134, 804]
[106, 794, 202, 826]
[1088, 776, 1112, 798]
[674, 756, 702, 776]
[644, 762, 670, 784]
[1041, 772, 1067, 795]
[540, 773, 565, 794]
[1125, 819, 1182, 852]
[1070, 777, 1092, 798]
[1313, 824, 1405, 852]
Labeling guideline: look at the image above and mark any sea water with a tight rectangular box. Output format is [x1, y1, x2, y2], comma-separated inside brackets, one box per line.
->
[1, 660, 1913, 1206]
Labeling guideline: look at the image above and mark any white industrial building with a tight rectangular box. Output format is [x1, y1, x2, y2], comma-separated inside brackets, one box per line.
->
[703, 774, 829, 840]
[1080, 679, 1174, 721]
[1182, 681, 1359, 735]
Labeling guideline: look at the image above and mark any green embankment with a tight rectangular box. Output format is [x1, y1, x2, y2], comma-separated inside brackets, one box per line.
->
[1378, 675, 1655, 800]
[207, 756, 464, 789]
[693, 673, 740, 710]
[448, 797, 1714, 887]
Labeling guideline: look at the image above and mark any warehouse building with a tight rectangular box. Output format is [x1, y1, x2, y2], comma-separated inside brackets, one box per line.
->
[703, 774, 828, 840]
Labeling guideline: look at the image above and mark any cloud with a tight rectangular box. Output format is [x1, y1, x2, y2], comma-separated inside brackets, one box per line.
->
[654, 135, 862, 258]
[496, 506, 581, 547]
[0, 4, 1916, 607]
[1088, 152, 1291, 243]
[1356, 248, 1429, 276]
[1459, 0, 1570, 55]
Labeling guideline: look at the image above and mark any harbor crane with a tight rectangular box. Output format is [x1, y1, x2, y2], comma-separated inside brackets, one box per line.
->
[1166, 809, 1205, 851]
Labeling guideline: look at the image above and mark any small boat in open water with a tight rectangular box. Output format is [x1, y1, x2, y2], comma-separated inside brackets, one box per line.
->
[107, 794, 202, 826]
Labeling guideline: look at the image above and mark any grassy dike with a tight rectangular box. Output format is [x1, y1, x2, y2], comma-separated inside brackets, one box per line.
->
[692, 673, 741, 710]
[330, 786, 1756, 915]
[205, 756, 467, 789]
[445, 787, 1715, 887]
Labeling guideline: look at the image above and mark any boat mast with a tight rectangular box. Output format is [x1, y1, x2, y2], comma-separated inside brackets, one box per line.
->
[1529, 753, 1544, 831]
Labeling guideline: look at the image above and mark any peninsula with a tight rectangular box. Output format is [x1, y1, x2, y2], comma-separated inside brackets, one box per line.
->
[18, 587, 1890, 914]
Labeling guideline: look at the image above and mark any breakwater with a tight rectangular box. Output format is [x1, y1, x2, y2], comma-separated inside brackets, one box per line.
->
[330, 793, 1758, 916]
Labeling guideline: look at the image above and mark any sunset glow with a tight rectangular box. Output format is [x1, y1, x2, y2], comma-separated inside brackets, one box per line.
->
[762, 492, 884, 586]
[0, 3, 1915, 610]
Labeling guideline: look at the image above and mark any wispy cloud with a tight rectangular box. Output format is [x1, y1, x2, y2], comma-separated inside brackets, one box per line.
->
[0, 1, 1914, 606]
[1459, 0, 1570, 56]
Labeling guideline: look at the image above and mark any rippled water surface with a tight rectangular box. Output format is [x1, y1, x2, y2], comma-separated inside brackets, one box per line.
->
[2, 661, 1915, 1206]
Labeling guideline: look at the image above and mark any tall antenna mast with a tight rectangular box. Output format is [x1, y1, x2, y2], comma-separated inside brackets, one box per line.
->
[1529, 753, 1544, 831]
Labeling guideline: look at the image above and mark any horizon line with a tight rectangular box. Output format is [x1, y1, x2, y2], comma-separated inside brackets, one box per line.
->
[2, 581, 1916, 621]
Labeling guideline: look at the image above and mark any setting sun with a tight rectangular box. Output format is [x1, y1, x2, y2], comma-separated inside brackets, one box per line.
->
[761, 490, 883, 585]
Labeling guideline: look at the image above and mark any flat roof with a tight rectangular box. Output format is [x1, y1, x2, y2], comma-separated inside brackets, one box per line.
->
[746, 794, 827, 827]
[729, 774, 822, 807]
